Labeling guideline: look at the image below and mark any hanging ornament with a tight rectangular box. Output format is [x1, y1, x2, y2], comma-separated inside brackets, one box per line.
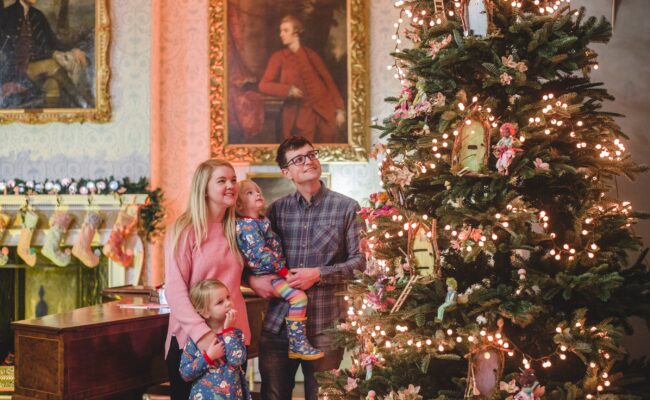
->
[493, 123, 523, 175]
[436, 277, 457, 321]
[460, 0, 495, 36]
[413, 226, 435, 277]
[430, 34, 453, 60]
[467, 346, 504, 398]
[451, 119, 491, 176]
[514, 369, 546, 400]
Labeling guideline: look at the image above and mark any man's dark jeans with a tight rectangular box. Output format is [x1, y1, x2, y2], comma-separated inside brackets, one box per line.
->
[259, 324, 344, 400]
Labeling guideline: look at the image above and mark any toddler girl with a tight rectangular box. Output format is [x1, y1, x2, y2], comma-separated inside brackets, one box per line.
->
[180, 279, 251, 400]
[236, 179, 323, 360]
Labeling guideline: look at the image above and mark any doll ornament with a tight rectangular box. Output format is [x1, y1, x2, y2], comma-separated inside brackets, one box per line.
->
[514, 369, 546, 400]
[436, 277, 458, 321]
[493, 123, 523, 175]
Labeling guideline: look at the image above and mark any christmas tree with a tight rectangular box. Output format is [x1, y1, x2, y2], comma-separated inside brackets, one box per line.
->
[319, 1, 650, 399]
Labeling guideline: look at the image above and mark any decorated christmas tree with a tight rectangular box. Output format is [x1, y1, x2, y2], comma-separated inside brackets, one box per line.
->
[319, 1, 650, 399]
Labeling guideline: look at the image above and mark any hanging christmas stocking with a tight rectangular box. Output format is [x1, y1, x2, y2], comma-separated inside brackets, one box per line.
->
[72, 211, 103, 268]
[103, 209, 137, 267]
[0, 213, 10, 266]
[17, 210, 39, 267]
[41, 211, 73, 267]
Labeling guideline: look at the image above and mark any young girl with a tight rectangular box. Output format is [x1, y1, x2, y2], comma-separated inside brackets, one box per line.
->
[236, 179, 323, 360]
[164, 159, 250, 400]
[180, 279, 251, 400]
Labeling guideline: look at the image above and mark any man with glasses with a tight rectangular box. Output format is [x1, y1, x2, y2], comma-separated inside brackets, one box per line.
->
[249, 136, 365, 400]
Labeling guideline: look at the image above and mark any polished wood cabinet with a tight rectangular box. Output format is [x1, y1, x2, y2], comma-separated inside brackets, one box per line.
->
[12, 302, 168, 400]
[11, 295, 267, 400]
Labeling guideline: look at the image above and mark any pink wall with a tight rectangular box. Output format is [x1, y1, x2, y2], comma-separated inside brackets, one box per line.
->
[150, 0, 211, 284]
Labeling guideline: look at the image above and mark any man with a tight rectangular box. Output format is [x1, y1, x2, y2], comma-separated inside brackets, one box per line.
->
[249, 136, 365, 400]
[258, 15, 346, 143]
[0, 0, 90, 108]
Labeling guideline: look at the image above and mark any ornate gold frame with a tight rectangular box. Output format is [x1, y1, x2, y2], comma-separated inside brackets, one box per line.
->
[0, 0, 111, 124]
[246, 172, 332, 204]
[209, 0, 369, 164]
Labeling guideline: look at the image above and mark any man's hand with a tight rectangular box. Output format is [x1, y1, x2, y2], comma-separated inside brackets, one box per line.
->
[224, 309, 237, 329]
[336, 109, 346, 129]
[288, 85, 304, 98]
[248, 275, 277, 299]
[286, 268, 321, 290]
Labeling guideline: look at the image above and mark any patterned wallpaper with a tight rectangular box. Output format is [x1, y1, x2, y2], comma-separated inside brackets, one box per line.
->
[0, 0, 151, 181]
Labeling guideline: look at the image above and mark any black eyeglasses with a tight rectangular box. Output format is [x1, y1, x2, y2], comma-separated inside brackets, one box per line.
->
[284, 150, 320, 168]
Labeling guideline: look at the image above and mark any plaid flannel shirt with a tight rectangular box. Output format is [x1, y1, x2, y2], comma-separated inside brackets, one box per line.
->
[264, 184, 365, 335]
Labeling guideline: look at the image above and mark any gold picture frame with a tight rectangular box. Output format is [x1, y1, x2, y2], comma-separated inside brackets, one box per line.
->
[246, 172, 331, 205]
[209, 0, 369, 164]
[0, 0, 111, 124]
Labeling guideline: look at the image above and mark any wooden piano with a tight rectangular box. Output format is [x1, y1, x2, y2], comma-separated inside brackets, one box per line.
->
[11, 292, 267, 400]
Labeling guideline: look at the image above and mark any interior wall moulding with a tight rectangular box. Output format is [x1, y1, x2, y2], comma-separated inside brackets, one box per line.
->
[209, 0, 370, 164]
[0, 0, 111, 124]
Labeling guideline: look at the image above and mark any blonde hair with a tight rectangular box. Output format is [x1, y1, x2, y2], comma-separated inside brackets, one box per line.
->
[236, 179, 265, 217]
[170, 159, 243, 265]
[189, 279, 229, 315]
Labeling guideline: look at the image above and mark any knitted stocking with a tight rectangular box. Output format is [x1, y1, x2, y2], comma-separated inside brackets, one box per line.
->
[17, 210, 39, 267]
[102, 209, 137, 267]
[0, 213, 10, 266]
[41, 211, 73, 267]
[72, 212, 103, 268]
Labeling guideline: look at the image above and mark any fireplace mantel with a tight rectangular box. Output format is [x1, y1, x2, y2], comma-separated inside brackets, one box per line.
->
[0, 194, 149, 287]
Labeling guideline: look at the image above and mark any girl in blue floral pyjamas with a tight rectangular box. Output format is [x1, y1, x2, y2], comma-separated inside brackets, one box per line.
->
[235, 179, 324, 360]
[180, 279, 251, 400]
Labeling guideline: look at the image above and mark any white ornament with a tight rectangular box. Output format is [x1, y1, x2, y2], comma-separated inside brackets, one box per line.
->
[465, 0, 489, 36]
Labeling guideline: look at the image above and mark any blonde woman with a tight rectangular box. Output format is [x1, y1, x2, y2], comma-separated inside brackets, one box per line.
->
[164, 159, 250, 400]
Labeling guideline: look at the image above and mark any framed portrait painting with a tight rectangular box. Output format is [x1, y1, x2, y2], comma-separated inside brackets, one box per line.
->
[210, 0, 369, 164]
[0, 0, 110, 123]
[247, 172, 331, 205]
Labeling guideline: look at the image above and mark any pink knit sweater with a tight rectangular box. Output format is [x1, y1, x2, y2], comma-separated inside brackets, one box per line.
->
[164, 222, 250, 357]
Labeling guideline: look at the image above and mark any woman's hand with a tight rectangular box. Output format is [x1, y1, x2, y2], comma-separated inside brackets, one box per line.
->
[248, 275, 277, 299]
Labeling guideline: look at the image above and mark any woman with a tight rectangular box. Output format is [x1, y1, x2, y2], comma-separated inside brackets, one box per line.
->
[164, 159, 250, 400]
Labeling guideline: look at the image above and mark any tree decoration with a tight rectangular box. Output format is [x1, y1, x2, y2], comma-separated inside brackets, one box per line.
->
[513, 369, 545, 400]
[412, 226, 435, 277]
[320, 1, 650, 398]
[460, 0, 495, 36]
[435, 277, 458, 321]
[451, 118, 491, 176]
[493, 122, 523, 175]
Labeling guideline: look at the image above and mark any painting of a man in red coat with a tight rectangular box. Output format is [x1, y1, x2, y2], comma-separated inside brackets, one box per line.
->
[226, 0, 348, 145]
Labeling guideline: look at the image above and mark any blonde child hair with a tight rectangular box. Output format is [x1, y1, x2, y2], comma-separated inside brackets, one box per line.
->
[189, 279, 229, 315]
[236, 179, 265, 217]
[170, 159, 243, 265]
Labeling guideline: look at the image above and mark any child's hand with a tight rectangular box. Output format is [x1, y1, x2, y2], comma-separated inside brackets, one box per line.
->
[206, 338, 225, 361]
[224, 309, 237, 329]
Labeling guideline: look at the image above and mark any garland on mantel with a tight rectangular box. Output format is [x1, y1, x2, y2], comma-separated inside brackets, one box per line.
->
[0, 177, 165, 242]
